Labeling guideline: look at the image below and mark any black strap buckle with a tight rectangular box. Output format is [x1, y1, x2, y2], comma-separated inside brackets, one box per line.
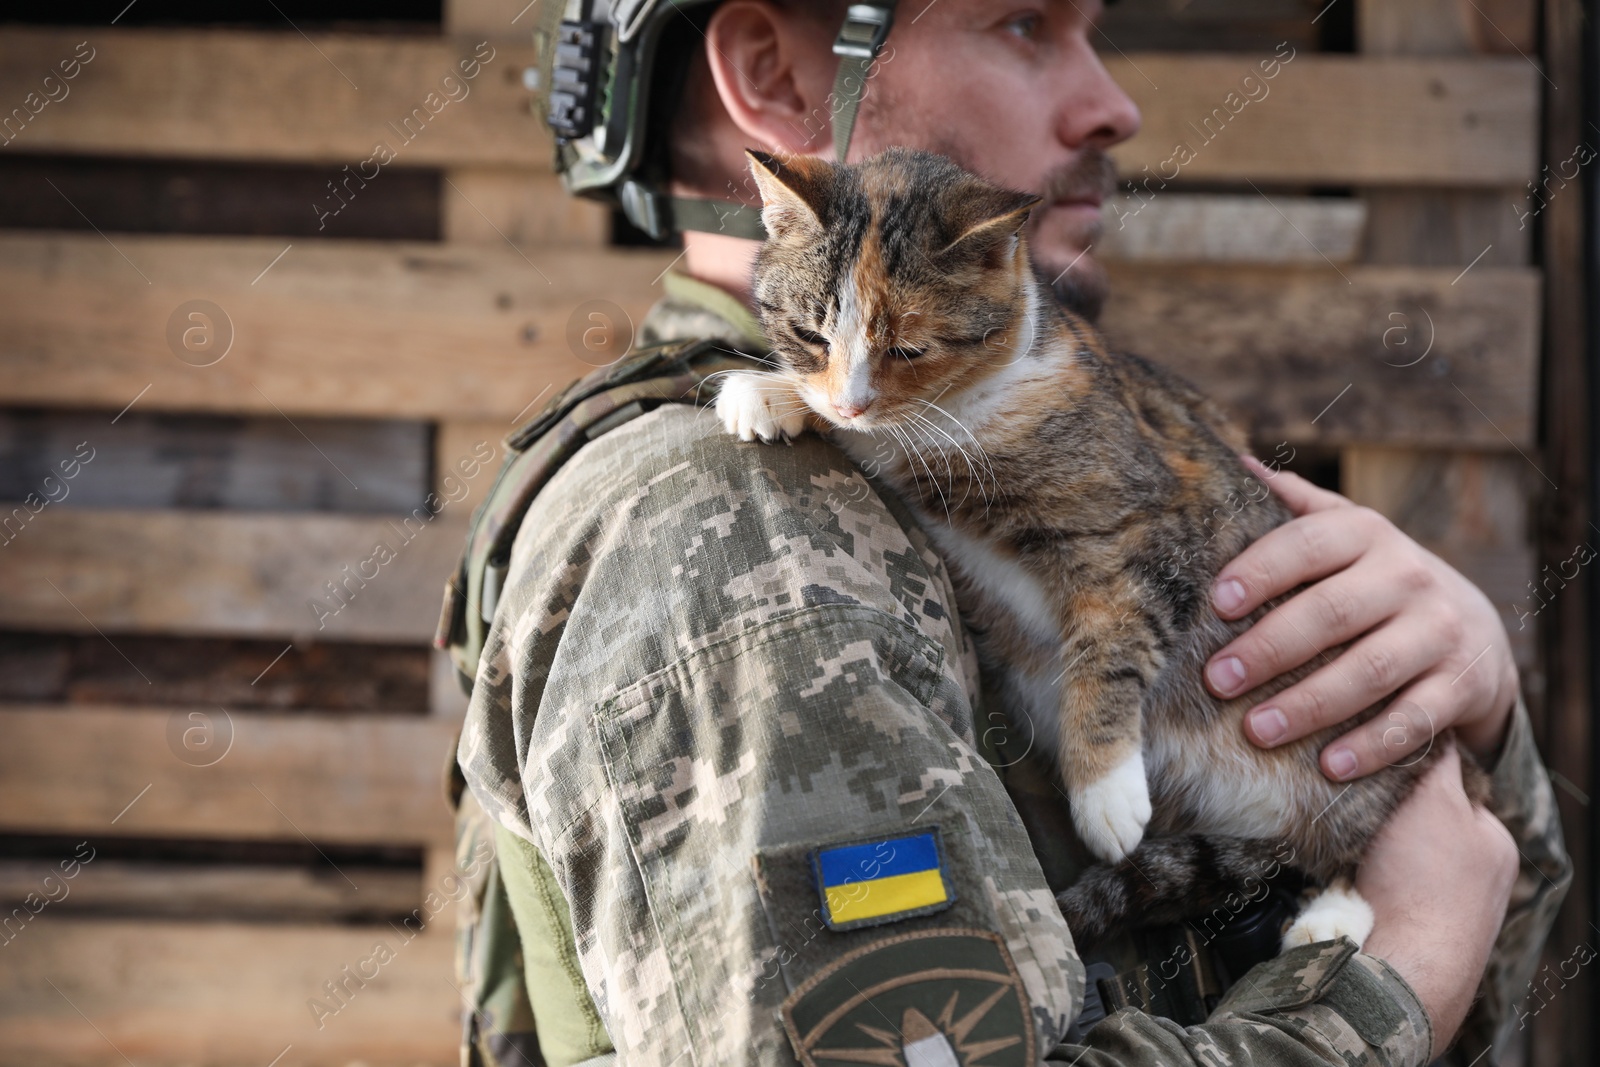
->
[1074, 880, 1306, 1033]
[617, 179, 667, 240]
[832, 2, 894, 59]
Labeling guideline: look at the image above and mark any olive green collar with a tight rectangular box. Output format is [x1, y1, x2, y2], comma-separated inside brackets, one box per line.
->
[661, 270, 768, 351]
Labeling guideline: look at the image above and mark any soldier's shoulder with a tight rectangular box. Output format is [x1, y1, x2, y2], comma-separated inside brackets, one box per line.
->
[525, 401, 870, 557]
[504, 401, 976, 701]
[547, 397, 770, 496]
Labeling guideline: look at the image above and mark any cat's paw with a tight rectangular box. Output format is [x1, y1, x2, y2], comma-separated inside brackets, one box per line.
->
[1280, 879, 1375, 952]
[715, 372, 809, 444]
[1070, 752, 1152, 862]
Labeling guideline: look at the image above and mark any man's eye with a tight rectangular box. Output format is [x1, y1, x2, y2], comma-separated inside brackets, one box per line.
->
[794, 325, 829, 348]
[887, 345, 926, 361]
[1005, 12, 1041, 39]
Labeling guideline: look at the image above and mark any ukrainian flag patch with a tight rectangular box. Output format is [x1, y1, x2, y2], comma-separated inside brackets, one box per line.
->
[811, 828, 954, 931]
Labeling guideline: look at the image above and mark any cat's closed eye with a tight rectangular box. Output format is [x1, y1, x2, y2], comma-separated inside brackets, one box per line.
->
[887, 345, 925, 361]
[793, 325, 829, 349]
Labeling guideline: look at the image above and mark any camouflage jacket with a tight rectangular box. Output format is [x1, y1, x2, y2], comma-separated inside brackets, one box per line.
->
[454, 270, 1571, 1067]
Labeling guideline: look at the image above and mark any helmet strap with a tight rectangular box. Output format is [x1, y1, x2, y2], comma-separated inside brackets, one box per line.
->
[618, 178, 768, 241]
[669, 194, 768, 240]
[829, 2, 897, 164]
[637, 0, 896, 240]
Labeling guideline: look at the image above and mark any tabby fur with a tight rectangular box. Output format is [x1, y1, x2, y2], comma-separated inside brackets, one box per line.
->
[715, 146, 1487, 952]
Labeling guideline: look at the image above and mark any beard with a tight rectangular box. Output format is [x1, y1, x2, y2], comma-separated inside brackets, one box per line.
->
[851, 90, 1118, 321]
[1034, 254, 1110, 323]
[912, 136, 1116, 321]
[1025, 148, 1116, 322]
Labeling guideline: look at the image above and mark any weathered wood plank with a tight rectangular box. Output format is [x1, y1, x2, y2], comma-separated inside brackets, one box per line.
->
[0, 30, 1537, 186]
[0, 632, 430, 711]
[1, 235, 1538, 447]
[442, 168, 611, 247]
[1099, 263, 1540, 449]
[1459, 0, 1538, 54]
[0, 233, 670, 421]
[1097, 0, 1322, 53]
[0, 154, 442, 240]
[0, 29, 544, 168]
[0, 408, 430, 514]
[0, 918, 455, 1066]
[1104, 54, 1538, 185]
[0, 508, 466, 643]
[1360, 0, 1480, 53]
[0, 859, 418, 923]
[1358, 0, 1538, 55]
[443, 0, 536, 36]
[1099, 194, 1366, 263]
[0, 705, 457, 846]
[1361, 188, 1532, 268]
[1342, 447, 1539, 669]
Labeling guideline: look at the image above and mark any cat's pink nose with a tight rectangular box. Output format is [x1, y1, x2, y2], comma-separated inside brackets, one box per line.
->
[834, 399, 871, 419]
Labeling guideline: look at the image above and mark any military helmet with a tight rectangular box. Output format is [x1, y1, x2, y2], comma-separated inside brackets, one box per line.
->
[532, 0, 896, 241]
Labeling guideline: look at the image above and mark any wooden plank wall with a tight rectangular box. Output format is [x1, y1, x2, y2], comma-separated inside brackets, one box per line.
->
[0, 0, 1575, 1063]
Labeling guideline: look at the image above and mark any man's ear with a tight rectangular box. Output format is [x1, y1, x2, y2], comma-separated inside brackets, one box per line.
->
[940, 188, 1044, 256]
[745, 149, 832, 236]
[706, 0, 837, 155]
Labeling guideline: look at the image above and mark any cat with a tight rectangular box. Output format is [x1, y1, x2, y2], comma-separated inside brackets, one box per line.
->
[713, 145, 1489, 954]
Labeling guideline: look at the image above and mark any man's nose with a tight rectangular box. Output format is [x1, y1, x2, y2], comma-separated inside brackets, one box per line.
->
[1057, 40, 1141, 151]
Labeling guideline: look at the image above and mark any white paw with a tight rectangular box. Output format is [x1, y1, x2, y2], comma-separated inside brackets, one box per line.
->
[1281, 882, 1375, 952]
[715, 372, 809, 444]
[1070, 752, 1151, 862]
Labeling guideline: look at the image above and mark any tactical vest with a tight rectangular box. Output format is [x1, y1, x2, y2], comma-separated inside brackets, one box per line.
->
[434, 337, 766, 687]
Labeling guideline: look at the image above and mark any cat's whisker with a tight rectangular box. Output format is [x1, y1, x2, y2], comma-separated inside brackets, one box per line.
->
[709, 343, 786, 370]
[914, 397, 994, 466]
[910, 401, 1000, 509]
[920, 422, 970, 511]
[906, 410, 982, 512]
[880, 423, 920, 484]
[908, 409, 992, 502]
[912, 397, 996, 470]
[886, 422, 955, 525]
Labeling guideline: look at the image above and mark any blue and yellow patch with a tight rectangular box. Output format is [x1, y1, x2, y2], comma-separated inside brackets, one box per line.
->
[811, 828, 954, 930]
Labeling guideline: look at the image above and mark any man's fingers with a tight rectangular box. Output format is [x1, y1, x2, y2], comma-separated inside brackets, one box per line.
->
[1207, 563, 1402, 700]
[1316, 694, 1449, 782]
[1241, 620, 1448, 757]
[1210, 507, 1376, 621]
[1240, 455, 1349, 516]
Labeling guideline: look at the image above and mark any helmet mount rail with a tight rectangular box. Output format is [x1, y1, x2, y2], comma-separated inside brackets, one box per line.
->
[549, 18, 606, 144]
[546, 0, 897, 242]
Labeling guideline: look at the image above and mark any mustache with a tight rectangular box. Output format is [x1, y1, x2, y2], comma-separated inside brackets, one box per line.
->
[1037, 148, 1118, 205]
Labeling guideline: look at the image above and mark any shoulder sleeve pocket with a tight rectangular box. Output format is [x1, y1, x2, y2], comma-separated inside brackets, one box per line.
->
[565, 602, 1079, 1062]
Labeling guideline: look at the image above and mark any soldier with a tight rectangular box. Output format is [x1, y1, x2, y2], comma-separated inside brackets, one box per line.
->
[442, 2, 1571, 1065]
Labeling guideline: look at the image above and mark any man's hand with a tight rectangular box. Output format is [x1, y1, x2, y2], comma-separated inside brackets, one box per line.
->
[1204, 456, 1519, 782]
[1357, 741, 1519, 1048]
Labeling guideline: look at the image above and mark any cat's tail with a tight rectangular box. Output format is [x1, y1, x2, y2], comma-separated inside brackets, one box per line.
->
[1056, 834, 1297, 951]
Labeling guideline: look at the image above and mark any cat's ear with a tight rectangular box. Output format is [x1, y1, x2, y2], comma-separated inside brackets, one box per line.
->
[745, 149, 831, 237]
[940, 188, 1044, 256]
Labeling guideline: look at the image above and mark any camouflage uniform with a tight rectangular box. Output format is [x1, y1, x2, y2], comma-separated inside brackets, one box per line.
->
[453, 270, 1571, 1067]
